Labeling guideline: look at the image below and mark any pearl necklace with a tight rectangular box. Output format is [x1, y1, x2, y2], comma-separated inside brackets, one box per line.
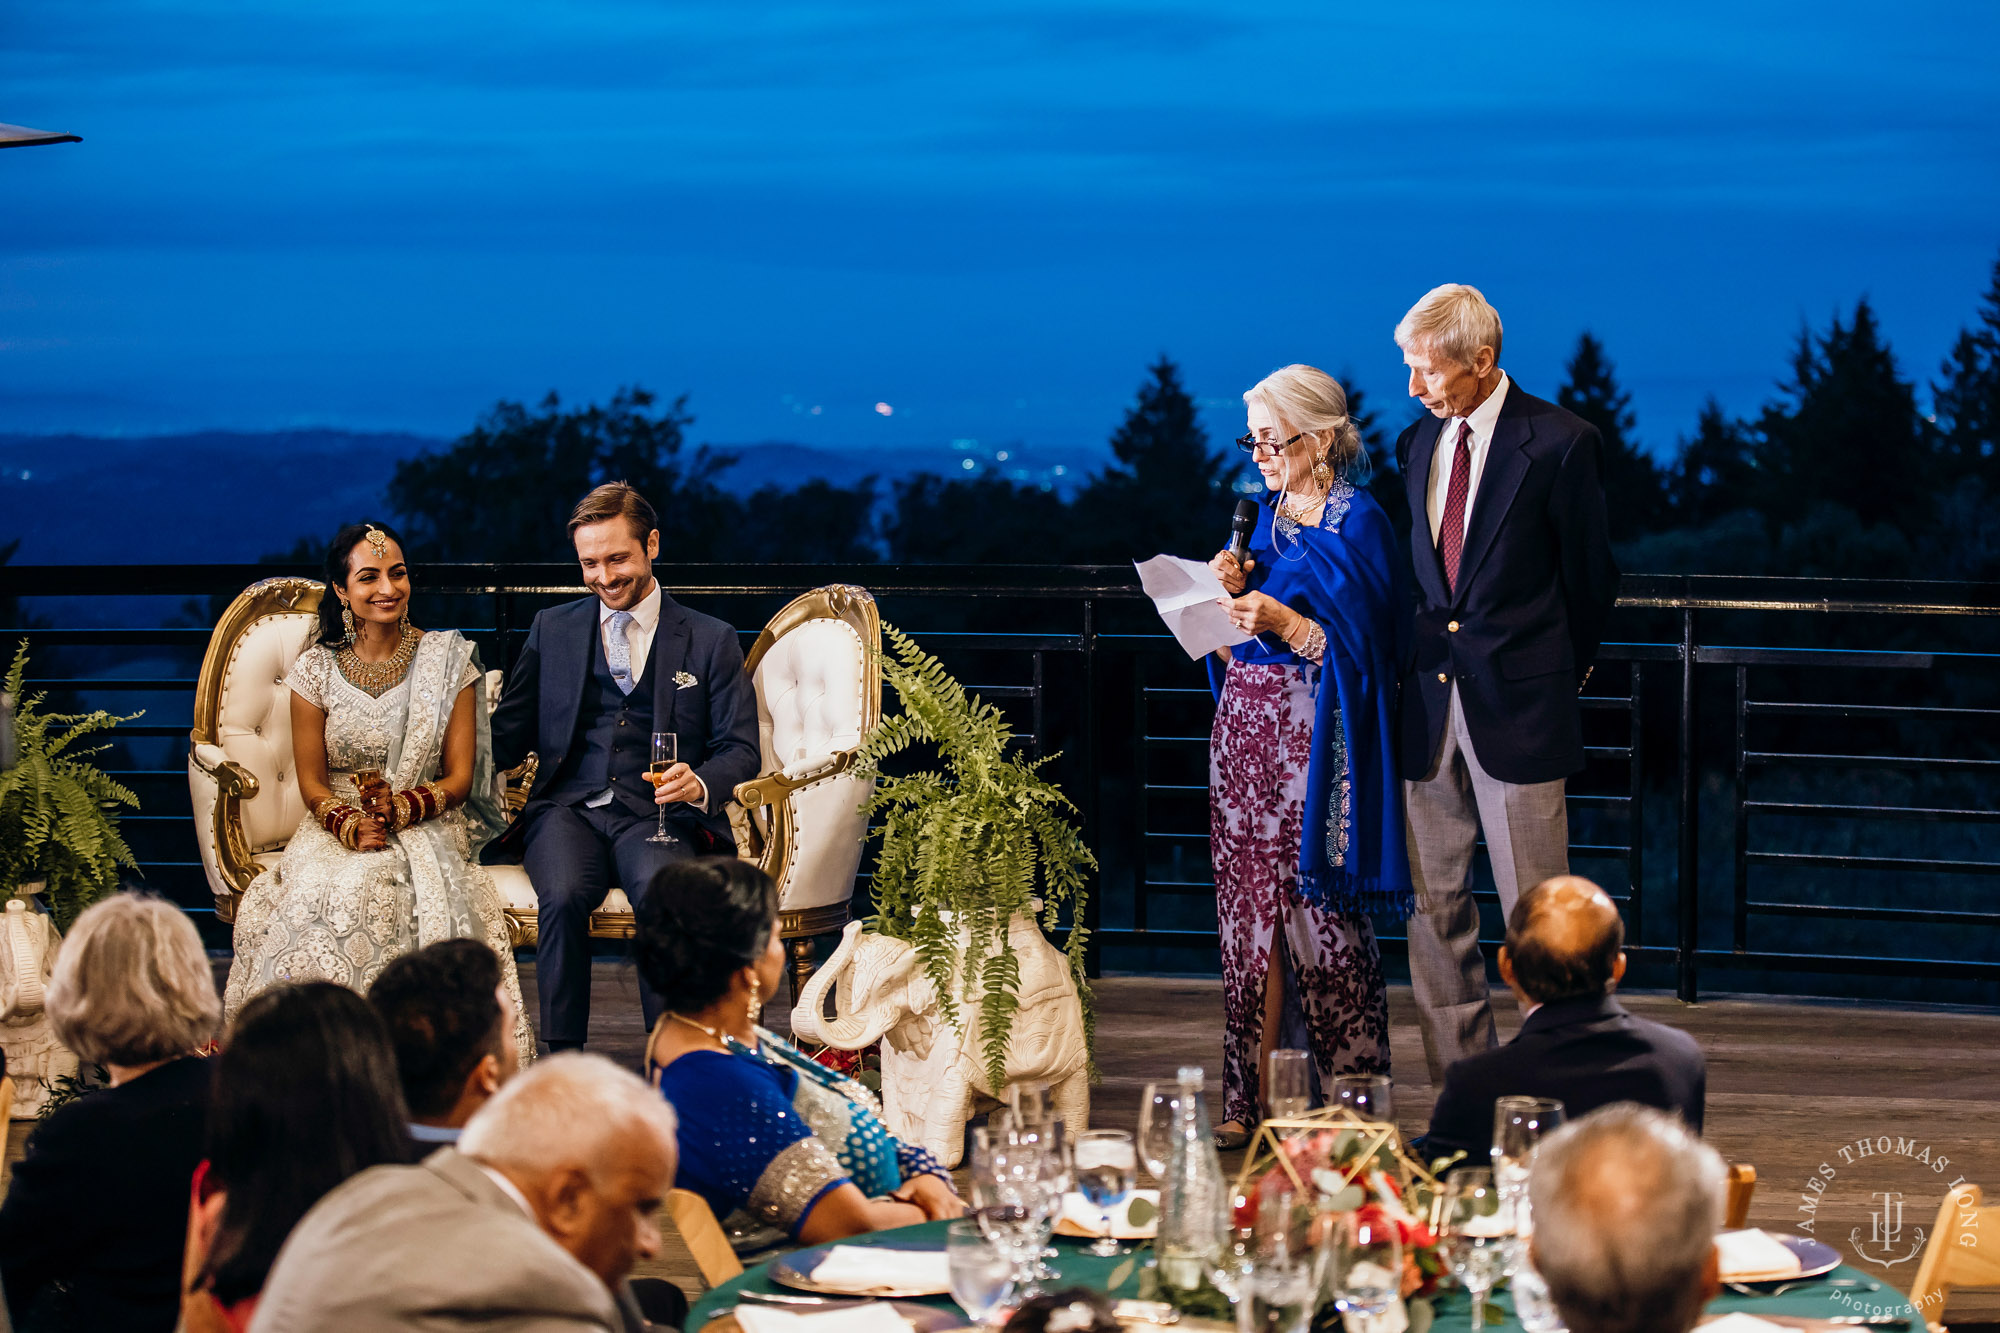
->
[337, 622, 422, 697]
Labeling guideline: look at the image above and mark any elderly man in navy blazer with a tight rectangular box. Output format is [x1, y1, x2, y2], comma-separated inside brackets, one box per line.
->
[1394, 284, 1622, 1080]
[489, 482, 760, 1050]
[1415, 877, 1706, 1161]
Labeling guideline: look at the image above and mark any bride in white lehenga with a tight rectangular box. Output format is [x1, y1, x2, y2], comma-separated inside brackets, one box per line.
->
[223, 521, 535, 1065]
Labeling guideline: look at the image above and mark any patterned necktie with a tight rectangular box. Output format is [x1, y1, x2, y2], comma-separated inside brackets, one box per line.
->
[1439, 420, 1473, 594]
[606, 610, 636, 695]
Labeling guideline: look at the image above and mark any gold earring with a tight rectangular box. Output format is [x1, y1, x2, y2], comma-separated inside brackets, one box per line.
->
[1312, 454, 1333, 487]
[747, 975, 762, 1022]
[340, 601, 356, 643]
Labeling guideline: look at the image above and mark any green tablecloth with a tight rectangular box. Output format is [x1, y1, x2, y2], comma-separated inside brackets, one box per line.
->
[688, 1221, 1921, 1330]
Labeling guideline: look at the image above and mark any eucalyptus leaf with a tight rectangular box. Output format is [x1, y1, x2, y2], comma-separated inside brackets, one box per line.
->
[1107, 1254, 1137, 1291]
[1126, 1196, 1159, 1227]
[1320, 1183, 1366, 1212]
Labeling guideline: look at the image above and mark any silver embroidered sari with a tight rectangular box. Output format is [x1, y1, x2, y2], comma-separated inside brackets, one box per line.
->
[222, 630, 534, 1064]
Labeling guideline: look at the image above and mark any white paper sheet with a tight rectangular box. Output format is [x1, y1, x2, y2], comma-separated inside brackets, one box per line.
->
[1134, 554, 1254, 660]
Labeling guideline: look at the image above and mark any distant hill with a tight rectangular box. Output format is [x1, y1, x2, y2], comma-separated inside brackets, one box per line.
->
[0, 430, 1096, 564]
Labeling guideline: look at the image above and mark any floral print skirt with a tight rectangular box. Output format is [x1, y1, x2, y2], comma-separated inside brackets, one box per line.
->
[1210, 660, 1390, 1128]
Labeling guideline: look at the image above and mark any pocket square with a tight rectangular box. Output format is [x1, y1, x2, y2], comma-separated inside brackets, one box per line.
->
[674, 671, 698, 689]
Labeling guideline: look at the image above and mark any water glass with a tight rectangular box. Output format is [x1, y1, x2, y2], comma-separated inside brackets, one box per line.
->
[947, 1219, 1015, 1327]
[1074, 1129, 1137, 1257]
[1238, 1255, 1316, 1333]
[1491, 1097, 1564, 1202]
[1511, 1251, 1567, 1333]
[1441, 1167, 1517, 1333]
[1138, 1082, 1180, 1181]
[1324, 1209, 1404, 1318]
[1011, 1081, 1051, 1130]
[1266, 1050, 1312, 1121]
[1333, 1074, 1393, 1123]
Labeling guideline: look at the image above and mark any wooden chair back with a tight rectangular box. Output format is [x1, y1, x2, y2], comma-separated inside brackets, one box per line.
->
[1725, 1161, 1756, 1229]
[1908, 1183, 2000, 1332]
[668, 1187, 744, 1286]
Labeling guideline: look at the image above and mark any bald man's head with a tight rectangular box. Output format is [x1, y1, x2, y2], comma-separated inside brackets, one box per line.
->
[1502, 876, 1625, 1005]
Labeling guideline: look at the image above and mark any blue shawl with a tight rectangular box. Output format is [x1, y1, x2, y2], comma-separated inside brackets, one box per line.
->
[1205, 482, 1414, 917]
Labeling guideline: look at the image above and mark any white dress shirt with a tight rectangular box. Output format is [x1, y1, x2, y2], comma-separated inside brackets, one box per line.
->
[1426, 371, 1512, 547]
[591, 580, 707, 811]
[477, 1163, 536, 1220]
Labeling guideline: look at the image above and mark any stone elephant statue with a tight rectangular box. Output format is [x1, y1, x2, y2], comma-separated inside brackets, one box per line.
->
[791, 915, 1090, 1168]
[2, 896, 78, 1119]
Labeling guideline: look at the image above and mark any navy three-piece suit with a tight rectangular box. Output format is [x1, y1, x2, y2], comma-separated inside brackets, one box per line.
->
[488, 589, 760, 1043]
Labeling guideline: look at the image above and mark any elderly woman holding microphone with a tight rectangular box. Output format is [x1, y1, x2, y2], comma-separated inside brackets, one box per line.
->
[1204, 364, 1412, 1147]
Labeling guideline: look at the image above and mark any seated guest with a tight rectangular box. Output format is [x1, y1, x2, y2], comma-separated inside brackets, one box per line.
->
[0, 894, 219, 1333]
[1528, 1103, 1725, 1333]
[250, 1053, 678, 1333]
[1417, 876, 1705, 1161]
[639, 858, 966, 1252]
[368, 938, 522, 1146]
[185, 982, 414, 1333]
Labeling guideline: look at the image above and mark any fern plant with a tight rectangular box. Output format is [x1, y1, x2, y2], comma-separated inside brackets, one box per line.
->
[854, 624, 1098, 1090]
[0, 642, 142, 930]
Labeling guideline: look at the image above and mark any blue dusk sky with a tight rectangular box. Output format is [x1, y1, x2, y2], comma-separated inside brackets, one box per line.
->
[2, 1, 1997, 463]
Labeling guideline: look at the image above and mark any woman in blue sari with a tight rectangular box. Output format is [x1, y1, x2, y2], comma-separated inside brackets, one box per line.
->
[1205, 365, 1412, 1147]
[637, 858, 965, 1256]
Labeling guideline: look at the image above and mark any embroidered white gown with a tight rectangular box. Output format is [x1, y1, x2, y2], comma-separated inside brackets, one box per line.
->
[222, 629, 535, 1065]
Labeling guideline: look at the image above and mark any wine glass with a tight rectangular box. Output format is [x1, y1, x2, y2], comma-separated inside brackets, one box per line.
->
[1324, 1209, 1404, 1319]
[947, 1219, 1016, 1328]
[973, 1136, 1051, 1299]
[645, 732, 679, 844]
[1266, 1050, 1312, 1121]
[1011, 1081, 1051, 1130]
[1441, 1167, 1517, 1333]
[1333, 1074, 1393, 1123]
[1238, 1250, 1316, 1333]
[1073, 1129, 1136, 1257]
[1491, 1096, 1564, 1203]
[1138, 1082, 1180, 1182]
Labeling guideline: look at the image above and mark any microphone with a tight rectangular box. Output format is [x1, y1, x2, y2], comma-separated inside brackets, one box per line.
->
[1226, 498, 1259, 566]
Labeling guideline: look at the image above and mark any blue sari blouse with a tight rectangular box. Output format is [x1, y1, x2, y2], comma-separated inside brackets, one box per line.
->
[653, 1027, 946, 1243]
[1205, 481, 1414, 917]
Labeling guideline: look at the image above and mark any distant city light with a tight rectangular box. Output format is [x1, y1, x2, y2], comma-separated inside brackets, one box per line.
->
[961, 458, 976, 471]
[1052, 465, 1066, 476]
[874, 402, 893, 416]
[810, 405, 822, 415]
[996, 450, 1010, 461]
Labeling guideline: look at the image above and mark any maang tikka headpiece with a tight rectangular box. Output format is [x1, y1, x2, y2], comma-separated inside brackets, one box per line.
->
[363, 524, 389, 559]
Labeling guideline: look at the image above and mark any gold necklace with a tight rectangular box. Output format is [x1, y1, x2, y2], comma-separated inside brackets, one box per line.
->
[337, 621, 422, 697]
[667, 1012, 743, 1050]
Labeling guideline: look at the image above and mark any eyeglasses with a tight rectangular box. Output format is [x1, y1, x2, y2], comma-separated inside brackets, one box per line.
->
[1235, 432, 1305, 456]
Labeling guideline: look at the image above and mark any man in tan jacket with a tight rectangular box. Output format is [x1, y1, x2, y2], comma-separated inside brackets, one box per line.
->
[252, 1053, 678, 1333]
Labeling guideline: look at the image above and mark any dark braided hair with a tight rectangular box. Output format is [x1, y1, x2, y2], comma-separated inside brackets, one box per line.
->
[633, 858, 779, 1013]
[315, 519, 409, 647]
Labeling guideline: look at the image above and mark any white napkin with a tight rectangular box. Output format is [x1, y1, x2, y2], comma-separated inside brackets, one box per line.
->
[1697, 1314, 1794, 1333]
[1714, 1229, 1803, 1280]
[736, 1303, 918, 1333]
[1059, 1189, 1162, 1238]
[808, 1246, 952, 1294]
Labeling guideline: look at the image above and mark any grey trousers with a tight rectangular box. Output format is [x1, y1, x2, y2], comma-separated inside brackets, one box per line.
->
[1403, 686, 1570, 1082]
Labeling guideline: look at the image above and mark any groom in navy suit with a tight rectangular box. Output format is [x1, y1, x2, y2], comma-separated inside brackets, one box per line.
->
[489, 482, 760, 1049]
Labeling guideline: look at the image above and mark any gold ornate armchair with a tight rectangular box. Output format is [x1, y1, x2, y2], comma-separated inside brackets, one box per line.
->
[189, 580, 880, 994]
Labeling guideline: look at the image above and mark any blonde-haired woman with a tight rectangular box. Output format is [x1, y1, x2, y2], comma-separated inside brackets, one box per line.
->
[1205, 365, 1410, 1147]
[0, 893, 221, 1333]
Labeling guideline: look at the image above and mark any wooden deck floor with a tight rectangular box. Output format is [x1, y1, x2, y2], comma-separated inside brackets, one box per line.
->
[9, 965, 1999, 1322]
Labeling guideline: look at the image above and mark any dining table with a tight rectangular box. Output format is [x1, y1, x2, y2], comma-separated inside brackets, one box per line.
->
[687, 1221, 1924, 1332]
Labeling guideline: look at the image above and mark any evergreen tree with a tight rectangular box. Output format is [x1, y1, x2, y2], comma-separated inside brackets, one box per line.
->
[1343, 376, 1411, 541]
[1668, 398, 1758, 527]
[735, 479, 881, 563]
[1750, 300, 1931, 531]
[1931, 251, 2000, 488]
[1557, 332, 1670, 534]
[387, 388, 735, 561]
[885, 473, 1074, 563]
[1071, 357, 1235, 561]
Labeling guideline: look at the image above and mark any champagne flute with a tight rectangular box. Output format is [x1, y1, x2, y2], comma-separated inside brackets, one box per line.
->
[1491, 1096, 1564, 1203]
[1266, 1049, 1312, 1121]
[1073, 1129, 1136, 1257]
[1325, 1208, 1404, 1319]
[1441, 1167, 1516, 1333]
[1138, 1082, 1179, 1182]
[645, 732, 679, 845]
[1333, 1073, 1393, 1123]
[947, 1219, 1016, 1328]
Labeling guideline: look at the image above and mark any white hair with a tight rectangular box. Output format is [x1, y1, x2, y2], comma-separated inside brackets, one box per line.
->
[46, 892, 221, 1066]
[1242, 364, 1370, 482]
[1529, 1104, 1724, 1333]
[1394, 283, 1504, 367]
[459, 1051, 678, 1182]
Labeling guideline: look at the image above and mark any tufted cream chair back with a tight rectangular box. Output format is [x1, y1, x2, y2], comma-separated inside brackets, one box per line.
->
[187, 578, 325, 921]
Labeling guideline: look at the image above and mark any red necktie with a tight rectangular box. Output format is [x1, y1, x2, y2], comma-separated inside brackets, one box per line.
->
[1439, 420, 1472, 593]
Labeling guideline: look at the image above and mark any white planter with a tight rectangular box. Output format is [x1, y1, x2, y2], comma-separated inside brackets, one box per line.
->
[792, 912, 1091, 1167]
[2, 889, 79, 1119]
